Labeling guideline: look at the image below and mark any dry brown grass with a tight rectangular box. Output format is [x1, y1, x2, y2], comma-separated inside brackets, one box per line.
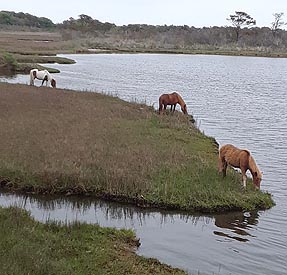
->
[0, 31, 75, 55]
[0, 83, 160, 195]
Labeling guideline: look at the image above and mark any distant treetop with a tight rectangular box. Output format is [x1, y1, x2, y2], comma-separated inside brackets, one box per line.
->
[0, 10, 55, 28]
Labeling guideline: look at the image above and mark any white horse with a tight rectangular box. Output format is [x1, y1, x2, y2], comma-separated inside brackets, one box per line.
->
[30, 69, 56, 88]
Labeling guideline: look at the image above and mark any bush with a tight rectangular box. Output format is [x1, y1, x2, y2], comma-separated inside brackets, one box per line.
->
[2, 52, 18, 71]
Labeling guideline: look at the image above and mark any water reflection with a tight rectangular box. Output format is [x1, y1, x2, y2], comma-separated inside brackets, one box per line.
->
[0, 191, 263, 274]
[213, 211, 259, 242]
[0, 191, 206, 227]
[0, 191, 259, 243]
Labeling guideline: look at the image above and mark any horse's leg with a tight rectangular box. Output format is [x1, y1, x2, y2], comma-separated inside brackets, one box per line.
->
[159, 104, 163, 114]
[30, 71, 36, 85]
[173, 104, 176, 112]
[240, 168, 248, 190]
[222, 161, 227, 177]
[41, 75, 48, 86]
[30, 75, 34, 85]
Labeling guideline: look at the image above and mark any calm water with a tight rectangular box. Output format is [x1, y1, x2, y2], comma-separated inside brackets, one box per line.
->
[0, 54, 286, 275]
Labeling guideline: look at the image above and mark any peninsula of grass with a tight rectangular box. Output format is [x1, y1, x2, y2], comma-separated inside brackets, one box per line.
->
[0, 83, 274, 212]
[0, 51, 75, 74]
[0, 207, 186, 275]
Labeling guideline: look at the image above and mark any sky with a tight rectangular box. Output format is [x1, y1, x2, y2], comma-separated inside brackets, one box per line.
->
[1, 0, 287, 28]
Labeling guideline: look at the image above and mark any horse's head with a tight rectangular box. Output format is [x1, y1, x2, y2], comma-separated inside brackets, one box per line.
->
[51, 78, 56, 88]
[253, 171, 262, 189]
[181, 104, 188, 114]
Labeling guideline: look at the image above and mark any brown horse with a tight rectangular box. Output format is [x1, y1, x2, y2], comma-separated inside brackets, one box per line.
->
[218, 144, 262, 189]
[158, 92, 188, 114]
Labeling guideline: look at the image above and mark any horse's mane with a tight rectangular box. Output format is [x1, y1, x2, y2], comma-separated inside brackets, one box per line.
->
[248, 154, 261, 176]
[241, 149, 250, 156]
[174, 92, 186, 107]
[241, 148, 261, 178]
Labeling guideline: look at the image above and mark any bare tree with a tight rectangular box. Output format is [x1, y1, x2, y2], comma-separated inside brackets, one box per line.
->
[227, 11, 256, 42]
[271, 12, 286, 36]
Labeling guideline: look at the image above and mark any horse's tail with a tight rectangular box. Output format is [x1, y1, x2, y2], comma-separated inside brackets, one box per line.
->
[218, 146, 226, 173]
[176, 93, 187, 114]
[51, 78, 56, 88]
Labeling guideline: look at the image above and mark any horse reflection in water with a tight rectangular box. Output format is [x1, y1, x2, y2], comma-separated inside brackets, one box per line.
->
[158, 92, 188, 114]
[213, 211, 259, 242]
[30, 69, 56, 88]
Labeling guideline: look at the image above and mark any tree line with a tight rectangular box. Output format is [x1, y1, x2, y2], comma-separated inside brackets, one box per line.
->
[0, 11, 54, 28]
[1, 10, 287, 50]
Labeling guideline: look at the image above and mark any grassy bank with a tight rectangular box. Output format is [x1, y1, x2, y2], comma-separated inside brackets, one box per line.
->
[0, 83, 274, 212]
[87, 46, 287, 58]
[0, 207, 186, 275]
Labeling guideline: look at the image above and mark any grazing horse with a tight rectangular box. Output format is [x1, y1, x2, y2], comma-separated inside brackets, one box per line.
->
[30, 69, 56, 88]
[218, 144, 262, 190]
[158, 92, 188, 114]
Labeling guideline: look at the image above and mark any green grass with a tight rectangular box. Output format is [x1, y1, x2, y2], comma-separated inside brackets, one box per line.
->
[0, 207, 186, 275]
[0, 83, 274, 212]
[0, 52, 74, 74]
[13, 54, 75, 64]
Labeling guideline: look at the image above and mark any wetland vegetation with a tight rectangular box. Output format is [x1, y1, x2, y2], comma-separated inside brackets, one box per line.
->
[0, 83, 274, 212]
[1, 10, 287, 75]
[0, 11, 279, 273]
[0, 207, 186, 275]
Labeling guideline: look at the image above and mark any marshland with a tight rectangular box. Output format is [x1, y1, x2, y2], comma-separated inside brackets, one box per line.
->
[0, 10, 286, 275]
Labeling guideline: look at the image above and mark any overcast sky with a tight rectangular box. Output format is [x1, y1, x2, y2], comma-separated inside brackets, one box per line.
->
[1, 0, 287, 28]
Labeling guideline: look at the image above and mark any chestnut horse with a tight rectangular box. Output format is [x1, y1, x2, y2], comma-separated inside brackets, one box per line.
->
[218, 144, 262, 189]
[158, 92, 188, 114]
[30, 69, 56, 88]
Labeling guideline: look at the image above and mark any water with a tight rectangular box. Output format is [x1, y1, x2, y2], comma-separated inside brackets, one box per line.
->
[0, 54, 286, 275]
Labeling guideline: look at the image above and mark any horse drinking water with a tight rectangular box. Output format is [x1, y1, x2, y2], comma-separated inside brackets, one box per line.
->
[30, 69, 56, 88]
[218, 144, 262, 190]
[158, 92, 188, 114]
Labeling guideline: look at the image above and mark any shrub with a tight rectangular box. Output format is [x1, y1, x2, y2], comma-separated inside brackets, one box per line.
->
[3, 52, 18, 70]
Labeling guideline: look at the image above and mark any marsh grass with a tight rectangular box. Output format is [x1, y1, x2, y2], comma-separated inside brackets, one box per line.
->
[0, 207, 186, 275]
[0, 31, 76, 73]
[2, 30, 287, 75]
[0, 83, 274, 212]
